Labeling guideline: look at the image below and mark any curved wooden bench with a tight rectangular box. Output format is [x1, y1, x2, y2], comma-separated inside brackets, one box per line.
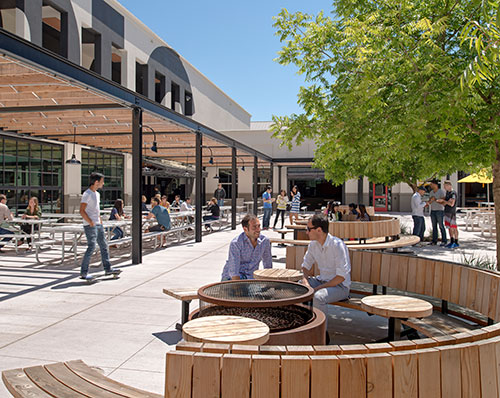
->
[164, 251, 500, 397]
[2, 360, 161, 398]
[329, 215, 401, 240]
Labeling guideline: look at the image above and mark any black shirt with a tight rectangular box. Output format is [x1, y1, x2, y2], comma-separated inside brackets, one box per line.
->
[208, 203, 220, 217]
[444, 190, 457, 213]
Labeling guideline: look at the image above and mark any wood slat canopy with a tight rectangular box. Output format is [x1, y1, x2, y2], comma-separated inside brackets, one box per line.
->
[0, 53, 269, 167]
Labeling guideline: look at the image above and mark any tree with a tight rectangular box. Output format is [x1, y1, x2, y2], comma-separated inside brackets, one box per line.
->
[272, 1, 500, 267]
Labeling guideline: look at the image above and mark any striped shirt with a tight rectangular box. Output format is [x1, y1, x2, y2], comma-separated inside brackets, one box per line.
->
[221, 232, 272, 280]
[290, 191, 301, 213]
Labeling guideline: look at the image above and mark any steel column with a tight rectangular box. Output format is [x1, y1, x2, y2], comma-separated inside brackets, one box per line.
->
[253, 156, 258, 216]
[195, 131, 203, 242]
[131, 107, 143, 264]
[270, 162, 274, 192]
[231, 147, 237, 229]
[278, 165, 282, 192]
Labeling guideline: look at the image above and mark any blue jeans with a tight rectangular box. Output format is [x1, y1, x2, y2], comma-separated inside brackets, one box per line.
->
[412, 215, 425, 241]
[430, 210, 447, 244]
[307, 277, 350, 327]
[111, 227, 124, 240]
[217, 199, 224, 207]
[80, 225, 112, 276]
[263, 207, 272, 228]
[0, 227, 12, 247]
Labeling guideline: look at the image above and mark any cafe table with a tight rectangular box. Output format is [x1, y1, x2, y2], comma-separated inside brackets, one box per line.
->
[253, 268, 303, 282]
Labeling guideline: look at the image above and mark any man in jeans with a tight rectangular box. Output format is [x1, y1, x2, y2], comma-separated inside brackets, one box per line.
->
[428, 179, 447, 246]
[411, 186, 428, 242]
[261, 186, 274, 230]
[214, 183, 226, 208]
[80, 172, 121, 281]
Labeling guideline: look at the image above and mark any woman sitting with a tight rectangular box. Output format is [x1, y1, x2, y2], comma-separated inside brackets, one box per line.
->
[329, 202, 343, 221]
[109, 199, 125, 240]
[203, 197, 220, 229]
[357, 204, 371, 221]
[19, 196, 42, 246]
[348, 203, 359, 216]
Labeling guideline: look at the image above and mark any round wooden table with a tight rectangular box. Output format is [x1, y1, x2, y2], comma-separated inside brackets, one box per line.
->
[361, 295, 433, 341]
[182, 315, 270, 345]
[253, 268, 303, 282]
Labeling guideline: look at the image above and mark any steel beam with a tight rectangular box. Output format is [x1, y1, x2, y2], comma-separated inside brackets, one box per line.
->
[131, 107, 143, 264]
[231, 146, 237, 230]
[0, 103, 125, 113]
[195, 131, 203, 242]
[253, 156, 258, 216]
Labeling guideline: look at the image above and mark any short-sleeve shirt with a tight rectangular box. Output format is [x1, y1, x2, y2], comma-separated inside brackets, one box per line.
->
[81, 189, 101, 225]
[180, 202, 192, 212]
[429, 189, 446, 211]
[0, 203, 13, 229]
[109, 208, 119, 221]
[444, 190, 457, 214]
[263, 191, 272, 209]
[301, 234, 351, 288]
[152, 205, 171, 230]
[290, 191, 301, 213]
[221, 232, 272, 280]
[411, 192, 426, 217]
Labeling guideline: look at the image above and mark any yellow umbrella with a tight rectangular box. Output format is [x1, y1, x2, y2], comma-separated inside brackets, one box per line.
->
[458, 169, 493, 205]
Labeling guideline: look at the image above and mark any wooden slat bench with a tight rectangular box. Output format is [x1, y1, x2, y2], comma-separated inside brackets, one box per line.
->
[163, 288, 198, 331]
[2, 359, 161, 398]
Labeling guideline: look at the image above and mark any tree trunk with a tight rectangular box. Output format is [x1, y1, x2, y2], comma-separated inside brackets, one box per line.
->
[493, 140, 500, 270]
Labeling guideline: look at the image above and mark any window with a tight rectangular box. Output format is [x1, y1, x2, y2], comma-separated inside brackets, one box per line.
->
[81, 149, 124, 207]
[184, 91, 193, 116]
[218, 168, 237, 199]
[82, 28, 101, 73]
[135, 62, 148, 96]
[155, 71, 166, 104]
[111, 45, 122, 84]
[171, 82, 180, 111]
[0, 135, 63, 215]
[257, 168, 270, 195]
[0, 1, 18, 35]
[42, 3, 67, 57]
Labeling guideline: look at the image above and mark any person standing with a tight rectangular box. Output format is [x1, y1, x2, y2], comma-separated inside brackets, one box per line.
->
[214, 183, 226, 208]
[0, 194, 14, 252]
[439, 181, 459, 248]
[301, 214, 351, 343]
[221, 214, 272, 280]
[273, 189, 288, 229]
[80, 172, 121, 281]
[411, 186, 428, 242]
[428, 179, 447, 246]
[289, 185, 301, 224]
[262, 186, 274, 230]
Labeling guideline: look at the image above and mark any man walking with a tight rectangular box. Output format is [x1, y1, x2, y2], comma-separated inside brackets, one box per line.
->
[428, 179, 447, 246]
[214, 183, 226, 208]
[262, 186, 274, 230]
[80, 172, 121, 281]
[439, 181, 459, 248]
[411, 186, 428, 242]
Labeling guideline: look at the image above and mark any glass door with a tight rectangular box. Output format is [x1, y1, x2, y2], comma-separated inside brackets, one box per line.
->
[372, 183, 388, 212]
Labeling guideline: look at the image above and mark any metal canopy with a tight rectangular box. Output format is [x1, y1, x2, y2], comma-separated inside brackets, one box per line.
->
[0, 29, 273, 167]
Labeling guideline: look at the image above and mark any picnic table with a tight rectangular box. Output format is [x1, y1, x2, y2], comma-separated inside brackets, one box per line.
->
[182, 315, 270, 345]
[360, 295, 433, 341]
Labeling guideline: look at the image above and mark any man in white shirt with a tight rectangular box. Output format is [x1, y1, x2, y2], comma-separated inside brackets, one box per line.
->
[79, 172, 121, 281]
[301, 214, 351, 340]
[411, 186, 428, 242]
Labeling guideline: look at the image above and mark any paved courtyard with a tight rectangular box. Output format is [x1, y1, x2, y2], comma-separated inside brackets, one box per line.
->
[0, 212, 496, 396]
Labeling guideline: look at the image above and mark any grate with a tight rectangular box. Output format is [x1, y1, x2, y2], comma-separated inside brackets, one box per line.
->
[200, 280, 310, 301]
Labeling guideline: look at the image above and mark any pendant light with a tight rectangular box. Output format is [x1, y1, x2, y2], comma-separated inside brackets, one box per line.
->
[65, 125, 81, 164]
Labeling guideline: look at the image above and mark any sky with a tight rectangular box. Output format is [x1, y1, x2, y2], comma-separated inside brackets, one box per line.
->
[116, 0, 333, 121]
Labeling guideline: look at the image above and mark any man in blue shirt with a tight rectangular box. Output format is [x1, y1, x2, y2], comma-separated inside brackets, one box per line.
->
[146, 197, 171, 246]
[221, 214, 273, 280]
[262, 186, 275, 230]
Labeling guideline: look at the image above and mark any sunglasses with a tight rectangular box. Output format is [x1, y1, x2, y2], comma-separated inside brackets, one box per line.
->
[307, 226, 319, 232]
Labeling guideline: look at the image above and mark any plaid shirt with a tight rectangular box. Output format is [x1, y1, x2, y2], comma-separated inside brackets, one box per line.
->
[221, 232, 272, 280]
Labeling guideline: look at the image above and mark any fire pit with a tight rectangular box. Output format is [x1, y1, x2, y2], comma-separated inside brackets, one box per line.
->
[192, 280, 326, 345]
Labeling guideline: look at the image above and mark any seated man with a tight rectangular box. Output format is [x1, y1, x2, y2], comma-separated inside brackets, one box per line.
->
[145, 197, 171, 245]
[180, 197, 193, 224]
[221, 214, 272, 280]
[0, 194, 14, 252]
[171, 195, 183, 209]
[301, 214, 351, 341]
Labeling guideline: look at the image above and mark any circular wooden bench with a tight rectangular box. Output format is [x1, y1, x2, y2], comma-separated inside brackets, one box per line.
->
[166, 251, 500, 397]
